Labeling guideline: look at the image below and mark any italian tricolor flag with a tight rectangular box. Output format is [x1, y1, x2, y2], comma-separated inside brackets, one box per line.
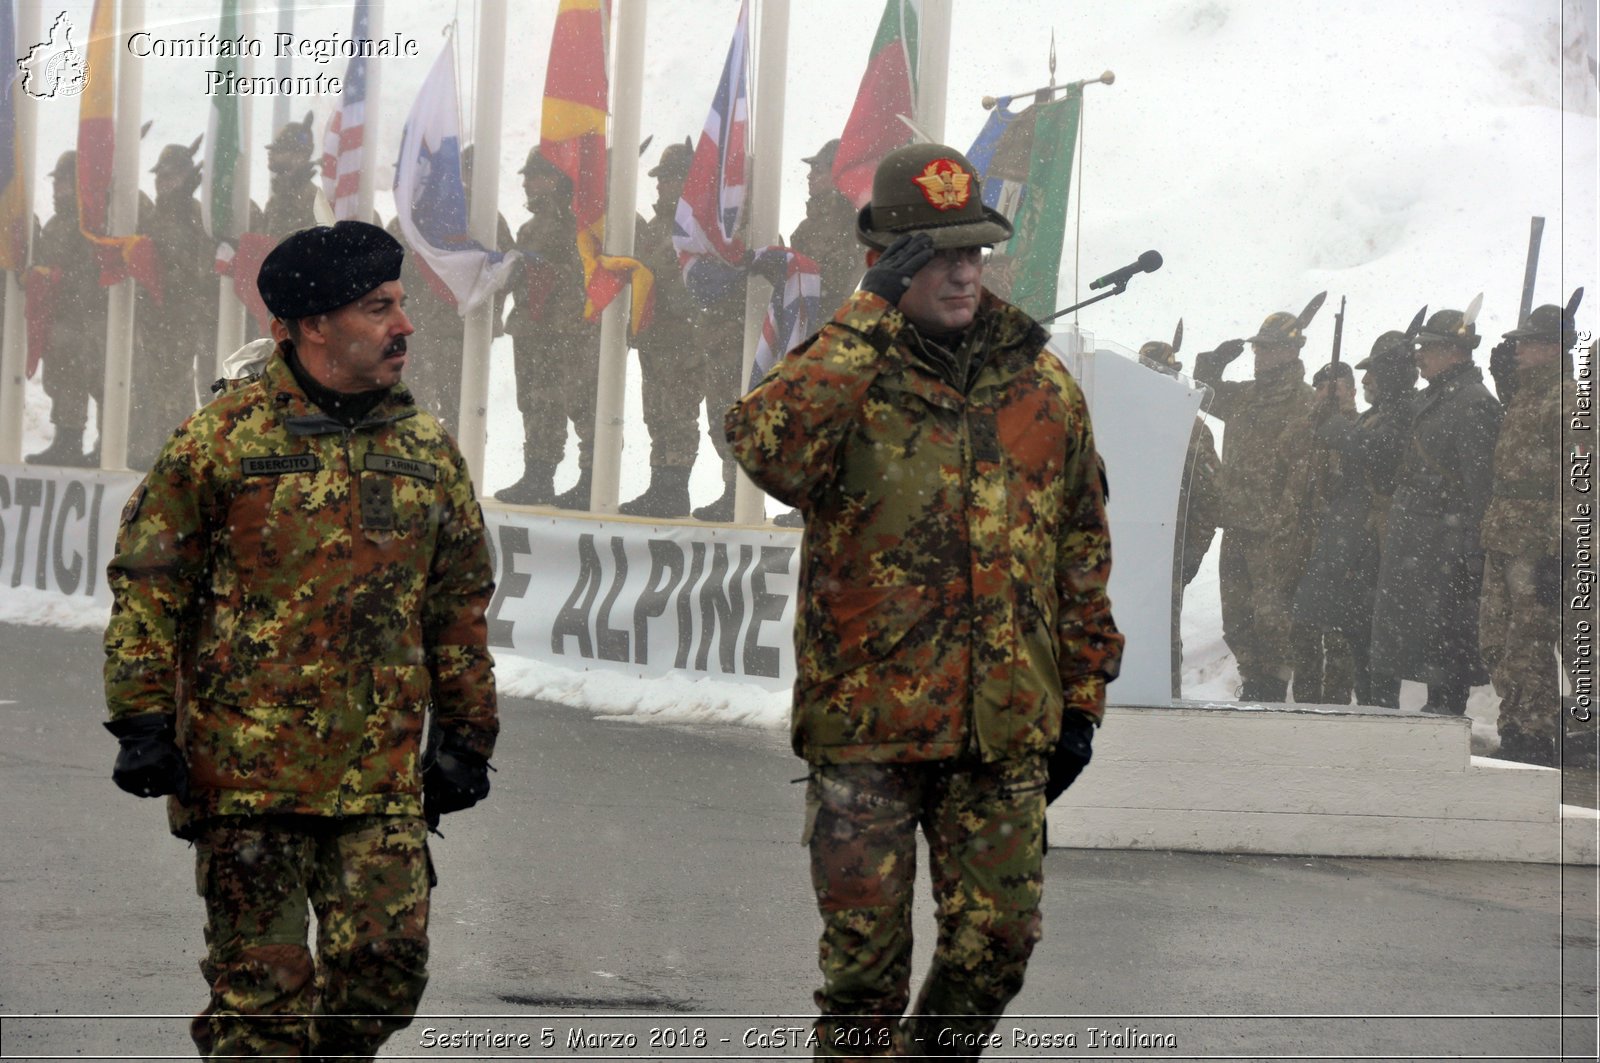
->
[831, 0, 920, 209]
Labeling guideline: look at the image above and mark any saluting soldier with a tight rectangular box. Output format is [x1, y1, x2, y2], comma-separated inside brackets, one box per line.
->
[1480, 301, 1580, 765]
[1369, 305, 1502, 716]
[1193, 298, 1323, 702]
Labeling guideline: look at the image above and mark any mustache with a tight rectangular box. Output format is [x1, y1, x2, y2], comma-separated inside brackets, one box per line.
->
[384, 337, 408, 358]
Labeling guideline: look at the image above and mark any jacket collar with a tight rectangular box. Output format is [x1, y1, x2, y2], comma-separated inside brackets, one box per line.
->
[261, 348, 417, 436]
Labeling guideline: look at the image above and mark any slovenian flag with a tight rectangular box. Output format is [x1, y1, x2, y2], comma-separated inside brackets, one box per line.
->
[394, 44, 518, 316]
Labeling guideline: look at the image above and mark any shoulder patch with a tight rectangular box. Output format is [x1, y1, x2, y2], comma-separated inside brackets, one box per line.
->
[241, 454, 321, 476]
[120, 484, 146, 526]
[365, 453, 438, 482]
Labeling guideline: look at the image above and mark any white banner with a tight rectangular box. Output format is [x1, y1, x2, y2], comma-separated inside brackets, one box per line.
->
[1, 348, 1194, 706]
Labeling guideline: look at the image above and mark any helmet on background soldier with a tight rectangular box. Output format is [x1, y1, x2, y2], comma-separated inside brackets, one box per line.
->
[1356, 330, 1419, 398]
[856, 143, 1012, 250]
[1502, 302, 1576, 351]
[1414, 308, 1482, 352]
[1247, 311, 1309, 350]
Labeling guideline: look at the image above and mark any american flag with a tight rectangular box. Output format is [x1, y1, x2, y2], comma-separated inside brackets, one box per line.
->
[672, 0, 750, 285]
[320, 0, 370, 220]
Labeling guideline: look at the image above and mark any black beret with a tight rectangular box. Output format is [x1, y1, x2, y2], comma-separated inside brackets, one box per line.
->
[257, 221, 404, 320]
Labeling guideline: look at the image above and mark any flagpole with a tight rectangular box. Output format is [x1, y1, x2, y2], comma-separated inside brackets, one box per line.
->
[214, 5, 253, 378]
[588, 0, 646, 515]
[99, 0, 145, 472]
[0, 0, 41, 464]
[731, 0, 790, 525]
[358, 0, 381, 222]
[273, 1, 291, 140]
[915, 0, 951, 142]
[457, 0, 506, 488]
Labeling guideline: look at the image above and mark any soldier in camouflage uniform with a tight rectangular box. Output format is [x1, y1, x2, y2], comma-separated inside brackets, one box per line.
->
[620, 139, 702, 518]
[24, 151, 109, 467]
[495, 149, 601, 509]
[102, 222, 499, 1061]
[1193, 301, 1322, 702]
[263, 112, 318, 239]
[129, 137, 216, 470]
[1138, 329, 1220, 697]
[1370, 307, 1501, 715]
[1479, 303, 1578, 765]
[727, 144, 1123, 1061]
[791, 140, 861, 323]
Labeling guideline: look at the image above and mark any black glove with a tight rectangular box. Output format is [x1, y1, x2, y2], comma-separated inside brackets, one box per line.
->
[1212, 338, 1246, 364]
[1045, 711, 1096, 804]
[423, 731, 492, 832]
[858, 232, 935, 307]
[748, 248, 789, 289]
[1534, 554, 1563, 609]
[1489, 339, 1517, 408]
[105, 714, 188, 799]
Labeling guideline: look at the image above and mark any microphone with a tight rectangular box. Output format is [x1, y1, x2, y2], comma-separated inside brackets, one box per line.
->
[1089, 250, 1163, 291]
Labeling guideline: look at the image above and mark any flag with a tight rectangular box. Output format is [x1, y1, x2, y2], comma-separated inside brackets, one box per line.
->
[748, 249, 821, 389]
[965, 87, 1082, 319]
[394, 45, 518, 316]
[202, 0, 244, 251]
[540, 0, 653, 331]
[320, 0, 370, 221]
[74, 0, 159, 300]
[1, 0, 28, 272]
[832, 0, 919, 209]
[673, 0, 750, 278]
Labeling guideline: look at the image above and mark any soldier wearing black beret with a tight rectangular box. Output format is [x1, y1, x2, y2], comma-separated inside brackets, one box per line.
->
[103, 219, 500, 1057]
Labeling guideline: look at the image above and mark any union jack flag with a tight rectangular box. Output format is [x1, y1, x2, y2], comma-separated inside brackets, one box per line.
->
[320, 0, 370, 220]
[672, 0, 749, 291]
[748, 249, 821, 389]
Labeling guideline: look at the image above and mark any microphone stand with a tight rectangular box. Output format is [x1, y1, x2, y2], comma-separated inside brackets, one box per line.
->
[1039, 281, 1127, 324]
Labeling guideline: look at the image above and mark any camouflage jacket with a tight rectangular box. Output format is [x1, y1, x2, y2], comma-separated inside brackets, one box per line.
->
[263, 171, 318, 238]
[1179, 417, 1221, 586]
[1195, 358, 1316, 532]
[505, 203, 594, 342]
[33, 210, 108, 329]
[790, 191, 862, 316]
[103, 350, 498, 835]
[1481, 365, 1574, 558]
[726, 290, 1123, 765]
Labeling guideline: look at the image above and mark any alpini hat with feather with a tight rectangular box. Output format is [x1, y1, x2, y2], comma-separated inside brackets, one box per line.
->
[856, 143, 1013, 251]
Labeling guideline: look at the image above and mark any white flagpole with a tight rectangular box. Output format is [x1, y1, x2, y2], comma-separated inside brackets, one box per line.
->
[458, 0, 506, 489]
[915, 0, 951, 142]
[99, 0, 145, 471]
[214, 6, 253, 379]
[357, 0, 381, 222]
[732, 0, 790, 525]
[588, 0, 646, 515]
[273, 1, 291, 140]
[0, 0, 41, 463]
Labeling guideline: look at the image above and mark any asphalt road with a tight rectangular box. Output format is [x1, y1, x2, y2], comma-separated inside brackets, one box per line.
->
[0, 621, 1595, 1061]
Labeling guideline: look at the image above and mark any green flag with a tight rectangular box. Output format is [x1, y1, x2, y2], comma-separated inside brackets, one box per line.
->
[980, 87, 1082, 320]
[201, 0, 242, 247]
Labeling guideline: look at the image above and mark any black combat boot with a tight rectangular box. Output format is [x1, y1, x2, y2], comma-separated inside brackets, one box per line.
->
[619, 466, 691, 518]
[552, 467, 593, 511]
[25, 426, 89, 467]
[693, 463, 737, 522]
[494, 461, 557, 506]
[1421, 682, 1468, 716]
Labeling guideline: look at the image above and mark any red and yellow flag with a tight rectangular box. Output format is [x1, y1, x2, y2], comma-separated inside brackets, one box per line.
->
[78, 0, 159, 302]
[539, 0, 652, 332]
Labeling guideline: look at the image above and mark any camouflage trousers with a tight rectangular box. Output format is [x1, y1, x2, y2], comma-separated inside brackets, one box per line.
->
[1480, 551, 1561, 743]
[636, 337, 704, 469]
[512, 328, 599, 471]
[190, 814, 431, 1061]
[1219, 529, 1296, 690]
[804, 757, 1046, 1061]
[1290, 626, 1357, 706]
[40, 327, 105, 433]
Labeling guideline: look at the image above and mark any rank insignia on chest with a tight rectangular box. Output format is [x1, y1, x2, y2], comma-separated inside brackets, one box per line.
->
[360, 476, 395, 532]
